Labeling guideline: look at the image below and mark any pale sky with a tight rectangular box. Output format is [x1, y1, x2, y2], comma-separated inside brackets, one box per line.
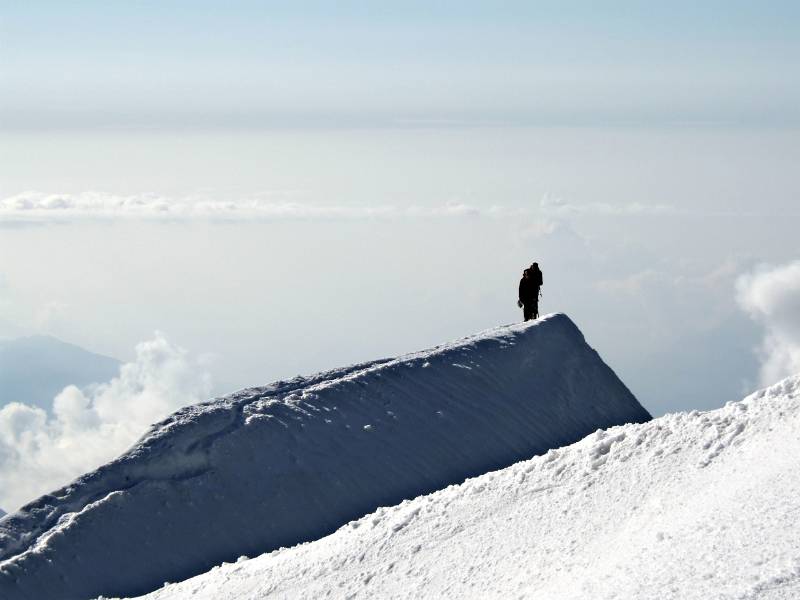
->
[3, 1, 799, 130]
[2, 1, 800, 421]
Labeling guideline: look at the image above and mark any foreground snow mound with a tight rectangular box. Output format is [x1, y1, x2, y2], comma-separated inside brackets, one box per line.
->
[133, 375, 800, 600]
[0, 314, 649, 600]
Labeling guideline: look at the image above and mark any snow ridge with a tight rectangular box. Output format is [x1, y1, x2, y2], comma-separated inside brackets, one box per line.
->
[137, 375, 800, 600]
[0, 314, 649, 600]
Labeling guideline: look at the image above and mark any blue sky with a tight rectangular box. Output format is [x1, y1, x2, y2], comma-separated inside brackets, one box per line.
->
[3, 1, 800, 129]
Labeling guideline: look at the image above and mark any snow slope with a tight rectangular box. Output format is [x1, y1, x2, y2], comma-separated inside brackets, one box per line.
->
[0, 314, 649, 600]
[133, 374, 800, 600]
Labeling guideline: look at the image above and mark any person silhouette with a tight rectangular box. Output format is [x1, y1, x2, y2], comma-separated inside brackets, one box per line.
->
[517, 262, 543, 321]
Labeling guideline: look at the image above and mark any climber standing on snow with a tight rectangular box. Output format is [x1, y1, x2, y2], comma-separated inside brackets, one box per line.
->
[518, 262, 543, 321]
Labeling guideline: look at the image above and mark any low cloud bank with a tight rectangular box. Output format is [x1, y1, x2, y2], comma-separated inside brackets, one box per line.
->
[0, 192, 490, 222]
[0, 334, 211, 512]
[737, 260, 800, 386]
[1, 191, 684, 223]
[539, 195, 679, 216]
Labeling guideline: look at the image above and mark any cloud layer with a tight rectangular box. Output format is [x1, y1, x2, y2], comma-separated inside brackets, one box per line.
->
[0, 191, 684, 223]
[0, 333, 211, 512]
[737, 260, 800, 386]
[539, 195, 680, 217]
[0, 191, 495, 222]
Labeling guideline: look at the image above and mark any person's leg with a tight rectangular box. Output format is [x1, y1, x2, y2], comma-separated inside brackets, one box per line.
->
[523, 304, 533, 321]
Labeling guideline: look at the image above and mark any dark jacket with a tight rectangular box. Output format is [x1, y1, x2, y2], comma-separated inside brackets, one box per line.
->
[519, 269, 543, 304]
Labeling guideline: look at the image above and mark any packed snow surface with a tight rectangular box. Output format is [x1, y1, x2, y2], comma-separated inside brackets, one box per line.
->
[0, 314, 649, 600]
[133, 375, 800, 600]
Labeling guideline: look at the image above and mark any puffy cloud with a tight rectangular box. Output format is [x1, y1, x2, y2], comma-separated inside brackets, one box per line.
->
[0, 333, 211, 512]
[736, 260, 800, 386]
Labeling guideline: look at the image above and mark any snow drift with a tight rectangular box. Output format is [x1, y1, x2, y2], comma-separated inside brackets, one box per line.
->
[134, 375, 800, 600]
[0, 314, 649, 600]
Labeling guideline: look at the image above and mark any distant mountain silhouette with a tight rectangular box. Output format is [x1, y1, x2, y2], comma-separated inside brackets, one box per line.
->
[0, 335, 120, 411]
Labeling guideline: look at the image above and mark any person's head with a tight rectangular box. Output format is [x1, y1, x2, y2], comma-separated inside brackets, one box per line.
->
[531, 262, 539, 271]
[523, 268, 530, 278]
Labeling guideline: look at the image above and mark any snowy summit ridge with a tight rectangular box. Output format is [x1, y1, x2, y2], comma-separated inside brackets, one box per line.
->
[138, 375, 800, 600]
[0, 313, 649, 600]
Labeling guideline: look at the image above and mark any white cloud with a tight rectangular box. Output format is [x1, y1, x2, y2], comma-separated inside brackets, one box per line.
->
[0, 333, 211, 512]
[736, 260, 800, 386]
[539, 195, 679, 216]
[0, 191, 687, 223]
[0, 191, 501, 222]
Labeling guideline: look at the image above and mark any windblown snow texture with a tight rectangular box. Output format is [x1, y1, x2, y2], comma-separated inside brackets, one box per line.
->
[136, 375, 800, 600]
[0, 314, 649, 600]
